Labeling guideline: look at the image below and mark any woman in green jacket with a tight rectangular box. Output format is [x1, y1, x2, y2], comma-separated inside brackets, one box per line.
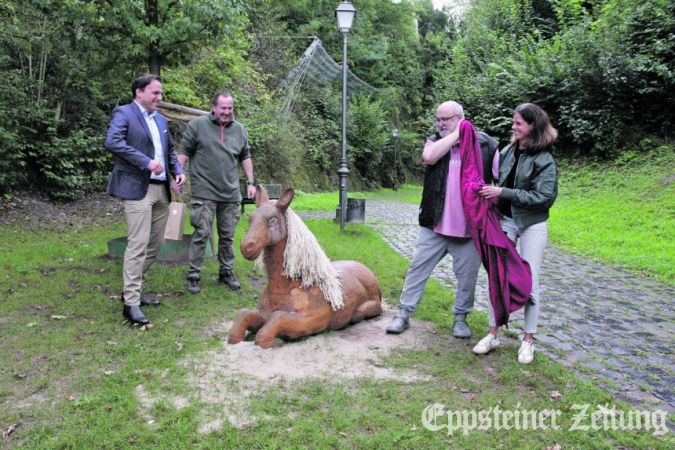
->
[474, 103, 559, 364]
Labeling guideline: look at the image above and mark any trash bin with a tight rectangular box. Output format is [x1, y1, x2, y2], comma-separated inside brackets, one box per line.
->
[346, 198, 366, 223]
[334, 198, 366, 224]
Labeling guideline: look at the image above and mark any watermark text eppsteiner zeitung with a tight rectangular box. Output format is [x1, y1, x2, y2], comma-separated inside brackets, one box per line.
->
[421, 403, 669, 436]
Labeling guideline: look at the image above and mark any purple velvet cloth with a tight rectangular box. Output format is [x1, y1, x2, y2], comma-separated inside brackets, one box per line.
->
[459, 121, 532, 326]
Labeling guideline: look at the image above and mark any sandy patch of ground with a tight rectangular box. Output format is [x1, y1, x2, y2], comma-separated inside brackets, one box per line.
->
[195, 305, 434, 382]
[137, 305, 442, 431]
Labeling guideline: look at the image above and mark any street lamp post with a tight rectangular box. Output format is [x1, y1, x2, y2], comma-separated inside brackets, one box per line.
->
[335, 1, 355, 231]
[392, 128, 399, 191]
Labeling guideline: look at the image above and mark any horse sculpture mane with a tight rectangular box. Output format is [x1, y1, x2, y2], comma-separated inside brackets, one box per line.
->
[258, 206, 344, 310]
[228, 186, 382, 348]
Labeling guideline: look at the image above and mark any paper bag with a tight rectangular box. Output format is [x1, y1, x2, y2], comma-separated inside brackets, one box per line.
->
[164, 201, 186, 240]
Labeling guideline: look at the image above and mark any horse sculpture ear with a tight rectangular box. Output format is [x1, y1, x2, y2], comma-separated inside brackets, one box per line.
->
[255, 185, 269, 206]
[276, 188, 295, 212]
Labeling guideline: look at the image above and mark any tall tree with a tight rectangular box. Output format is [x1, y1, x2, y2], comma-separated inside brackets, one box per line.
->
[99, 0, 247, 75]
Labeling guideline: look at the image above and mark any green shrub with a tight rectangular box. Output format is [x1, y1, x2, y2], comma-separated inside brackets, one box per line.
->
[25, 123, 111, 200]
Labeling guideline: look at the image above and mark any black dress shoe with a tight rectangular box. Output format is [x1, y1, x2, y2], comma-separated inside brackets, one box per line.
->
[122, 305, 150, 325]
[120, 293, 161, 306]
[140, 293, 161, 306]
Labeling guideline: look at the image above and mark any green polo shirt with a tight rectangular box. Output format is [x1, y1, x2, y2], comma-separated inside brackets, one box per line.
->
[177, 113, 251, 202]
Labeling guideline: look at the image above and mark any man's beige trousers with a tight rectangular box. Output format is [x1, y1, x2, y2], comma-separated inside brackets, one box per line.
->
[122, 184, 169, 306]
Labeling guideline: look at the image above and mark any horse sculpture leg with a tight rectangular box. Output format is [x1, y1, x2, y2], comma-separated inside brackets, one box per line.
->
[255, 309, 332, 348]
[351, 300, 382, 323]
[334, 262, 383, 325]
[227, 309, 266, 344]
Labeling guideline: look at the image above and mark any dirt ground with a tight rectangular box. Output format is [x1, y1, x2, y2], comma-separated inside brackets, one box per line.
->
[0, 191, 124, 230]
[137, 306, 449, 432]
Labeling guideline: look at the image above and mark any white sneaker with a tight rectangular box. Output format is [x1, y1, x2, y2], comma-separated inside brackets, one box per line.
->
[518, 340, 535, 364]
[472, 334, 501, 355]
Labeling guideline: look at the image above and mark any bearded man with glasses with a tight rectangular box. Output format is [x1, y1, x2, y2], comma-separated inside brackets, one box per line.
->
[386, 101, 499, 338]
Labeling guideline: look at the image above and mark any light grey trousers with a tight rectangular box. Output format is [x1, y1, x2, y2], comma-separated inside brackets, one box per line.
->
[487, 217, 548, 334]
[396, 226, 481, 318]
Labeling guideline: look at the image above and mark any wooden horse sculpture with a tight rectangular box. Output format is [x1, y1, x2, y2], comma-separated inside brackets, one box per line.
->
[228, 186, 382, 348]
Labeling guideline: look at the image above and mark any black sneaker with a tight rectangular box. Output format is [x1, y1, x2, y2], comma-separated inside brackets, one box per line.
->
[218, 271, 241, 290]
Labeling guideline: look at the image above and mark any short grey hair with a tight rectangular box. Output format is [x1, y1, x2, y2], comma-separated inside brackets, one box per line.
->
[438, 100, 464, 117]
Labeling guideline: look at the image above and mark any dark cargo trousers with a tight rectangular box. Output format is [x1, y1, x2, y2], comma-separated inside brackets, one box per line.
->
[187, 198, 241, 281]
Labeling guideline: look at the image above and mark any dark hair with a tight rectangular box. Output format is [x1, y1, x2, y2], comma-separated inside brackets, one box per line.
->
[131, 74, 161, 100]
[211, 92, 234, 107]
[512, 103, 558, 151]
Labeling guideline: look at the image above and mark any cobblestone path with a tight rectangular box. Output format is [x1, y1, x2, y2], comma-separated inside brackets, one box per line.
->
[306, 200, 674, 415]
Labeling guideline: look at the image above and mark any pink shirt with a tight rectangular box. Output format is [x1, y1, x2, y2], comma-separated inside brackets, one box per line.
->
[431, 141, 500, 238]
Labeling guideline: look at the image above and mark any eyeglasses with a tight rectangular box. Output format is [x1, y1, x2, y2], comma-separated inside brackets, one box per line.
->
[435, 115, 459, 123]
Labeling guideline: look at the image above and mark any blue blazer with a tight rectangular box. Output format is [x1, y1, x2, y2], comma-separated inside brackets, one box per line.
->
[104, 102, 183, 200]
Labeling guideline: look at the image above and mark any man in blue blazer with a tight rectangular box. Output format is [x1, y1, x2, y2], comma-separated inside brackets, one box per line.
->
[105, 74, 186, 326]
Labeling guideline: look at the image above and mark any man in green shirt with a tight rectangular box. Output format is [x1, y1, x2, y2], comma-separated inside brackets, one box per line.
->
[177, 92, 256, 294]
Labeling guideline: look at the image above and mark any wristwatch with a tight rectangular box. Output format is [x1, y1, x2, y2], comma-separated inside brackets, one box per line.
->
[246, 180, 255, 186]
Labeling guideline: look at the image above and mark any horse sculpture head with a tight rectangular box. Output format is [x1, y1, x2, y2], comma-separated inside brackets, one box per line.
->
[239, 185, 347, 311]
[240, 186, 294, 261]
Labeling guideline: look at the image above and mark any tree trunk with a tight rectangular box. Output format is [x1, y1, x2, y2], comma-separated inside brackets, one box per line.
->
[37, 15, 49, 104]
[54, 100, 62, 121]
[145, 0, 162, 75]
[148, 49, 161, 76]
[159, 101, 208, 116]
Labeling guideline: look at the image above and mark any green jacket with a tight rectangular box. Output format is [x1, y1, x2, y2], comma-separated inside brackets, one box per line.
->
[497, 142, 558, 230]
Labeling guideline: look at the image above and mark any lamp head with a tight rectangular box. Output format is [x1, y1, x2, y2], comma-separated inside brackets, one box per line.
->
[335, 1, 356, 33]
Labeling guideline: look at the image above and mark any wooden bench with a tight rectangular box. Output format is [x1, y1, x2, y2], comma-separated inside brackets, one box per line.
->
[240, 181, 283, 212]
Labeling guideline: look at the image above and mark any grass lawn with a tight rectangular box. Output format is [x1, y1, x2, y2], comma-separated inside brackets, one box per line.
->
[550, 143, 674, 285]
[0, 186, 672, 447]
[293, 184, 423, 211]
